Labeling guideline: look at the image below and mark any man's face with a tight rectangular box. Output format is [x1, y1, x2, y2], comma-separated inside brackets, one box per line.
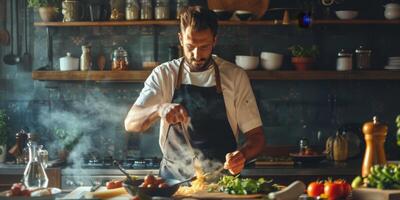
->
[179, 27, 217, 72]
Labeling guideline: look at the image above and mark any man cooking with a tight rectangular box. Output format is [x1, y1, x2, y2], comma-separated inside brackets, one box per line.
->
[124, 6, 265, 181]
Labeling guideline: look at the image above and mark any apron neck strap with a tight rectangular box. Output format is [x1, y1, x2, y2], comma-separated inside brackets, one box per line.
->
[176, 57, 222, 94]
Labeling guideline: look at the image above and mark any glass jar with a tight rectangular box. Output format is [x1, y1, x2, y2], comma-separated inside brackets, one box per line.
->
[38, 145, 48, 169]
[155, 0, 170, 20]
[112, 47, 129, 70]
[336, 49, 352, 71]
[176, 0, 188, 19]
[110, 0, 126, 20]
[355, 45, 372, 70]
[126, 0, 139, 20]
[140, 0, 153, 20]
[23, 133, 48, 189]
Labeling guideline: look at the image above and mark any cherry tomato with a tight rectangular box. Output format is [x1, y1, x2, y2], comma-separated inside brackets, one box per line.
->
[334, 180, 352, 198]
[324, 182, 344, 199]
[106, 181, 116, 189]
[11, 183, 23, 196]
[113, 180, 123, 188]
[144, 174, 156, 185]
[155, 177, 165, 186]
[307, 181, 325, 197]
[131, 196, 141, 200]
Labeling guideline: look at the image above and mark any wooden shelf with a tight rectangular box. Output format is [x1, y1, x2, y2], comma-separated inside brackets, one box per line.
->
[33, 19, 400, 27]
[32, 70, 400, 82]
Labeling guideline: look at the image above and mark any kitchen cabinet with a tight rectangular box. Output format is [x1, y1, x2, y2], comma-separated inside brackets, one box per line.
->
[32, 19, 400, 82]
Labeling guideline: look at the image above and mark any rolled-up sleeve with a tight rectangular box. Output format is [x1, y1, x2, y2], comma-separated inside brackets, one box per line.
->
[134, 68, 164, 107]
[235, 70, 263, 134]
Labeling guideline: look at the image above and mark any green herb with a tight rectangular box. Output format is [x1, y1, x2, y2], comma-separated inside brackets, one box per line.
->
[27, 0, 61, 8]
[362, 164, 400, 189]
[211, 175, 278, 195]
[0, 110, 8, 145]
[288, 45, 319, 58]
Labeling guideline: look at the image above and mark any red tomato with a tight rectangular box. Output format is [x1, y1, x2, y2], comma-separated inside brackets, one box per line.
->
[307, 181, 325, 197]
[155, 177, 165, 186]
[324, 182, 344, 199]
[113, 180, 123, 188]
[144, 175, 156, 185]
[10, 183, 23, 196]
[106, 181, 116, 189]
[158, 183, 168, 188]
[334, 180, 352, 198]
[131, 196, 141, 200]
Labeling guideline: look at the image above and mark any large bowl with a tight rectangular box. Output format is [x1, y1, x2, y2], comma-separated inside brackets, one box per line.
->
[289, 153, 326, 164]
[235, 55, 259, 70]
[384, 9, 400, 20]
[213, 9, 234, 20]
[260, 52, 283, 70]
[123, 178, 180, 197]
[235, 10, 254, 21]
[335, 10, 359, 20]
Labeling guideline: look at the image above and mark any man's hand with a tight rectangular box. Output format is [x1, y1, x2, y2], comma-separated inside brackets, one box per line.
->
[158, 103, 189, 125]
[223, 150, 246, 175]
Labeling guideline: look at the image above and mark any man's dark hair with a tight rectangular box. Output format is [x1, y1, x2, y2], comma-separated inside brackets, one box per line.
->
[179, 6, 218, 37]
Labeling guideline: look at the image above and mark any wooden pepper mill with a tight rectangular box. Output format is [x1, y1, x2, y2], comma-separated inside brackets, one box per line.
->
[361, 116, 388, 177]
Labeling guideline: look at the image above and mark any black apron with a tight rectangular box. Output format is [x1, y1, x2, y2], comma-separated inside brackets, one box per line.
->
[159, 58, 237, 181]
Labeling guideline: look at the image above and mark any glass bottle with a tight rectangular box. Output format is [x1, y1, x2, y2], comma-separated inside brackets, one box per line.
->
[155, 0, 169, 20]
[176, 0, 188, 19]
[80, 45, 92, 71]
[126, 0, 140, 20]
[23, 133, 48, 189]
[140, 0, 153, 20]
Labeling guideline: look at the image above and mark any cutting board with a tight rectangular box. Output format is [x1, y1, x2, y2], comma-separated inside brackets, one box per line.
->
[190, 191, 263, 199]
[352, 187, 400, 200]
[61, 186, 131, 199]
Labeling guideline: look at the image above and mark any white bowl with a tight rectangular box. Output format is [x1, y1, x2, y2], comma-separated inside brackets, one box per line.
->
[235, 55, 259, 70]
[384, 3, 400, 9]
[335, 10, 359, 20]
[260, 52, 283, 70]
[384, 9, 400, 20]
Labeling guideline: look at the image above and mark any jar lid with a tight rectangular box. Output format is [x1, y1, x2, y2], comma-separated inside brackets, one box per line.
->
[338, 49, 352, 57]
[355, 45, 372, 53]
[113, 47, 128, 57]
[66, 52, 72, 57]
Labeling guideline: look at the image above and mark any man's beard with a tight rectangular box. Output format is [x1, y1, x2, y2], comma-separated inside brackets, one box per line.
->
[184, 56, 212, 72]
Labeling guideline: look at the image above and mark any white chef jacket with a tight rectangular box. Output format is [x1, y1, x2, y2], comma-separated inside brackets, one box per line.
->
[134, 55, 263, 153]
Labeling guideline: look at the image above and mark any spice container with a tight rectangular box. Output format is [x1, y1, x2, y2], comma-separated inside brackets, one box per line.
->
[336, 49, 352, 71]
[155, 0, 170, 20]
[80, 45, 92, 71]
[110, 0, 126, 20]
[140, 0, 153, 20]
[355, 45, 372, 70]
[176, 0, 188, 19]
[126, 0, 139, 20]
[60, 52, 79, 71]
[112, 47, 129, 70]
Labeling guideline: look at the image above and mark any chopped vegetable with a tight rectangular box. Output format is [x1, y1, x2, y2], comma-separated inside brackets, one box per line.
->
[211, 175, 277, 195]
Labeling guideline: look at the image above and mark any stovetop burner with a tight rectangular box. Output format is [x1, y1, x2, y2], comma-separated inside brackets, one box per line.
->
[81, 157, 161, 169]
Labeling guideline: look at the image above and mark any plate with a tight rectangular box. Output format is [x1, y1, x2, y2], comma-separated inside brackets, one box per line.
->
[385, 66, 400, 70]
[289, 153, 326, 163]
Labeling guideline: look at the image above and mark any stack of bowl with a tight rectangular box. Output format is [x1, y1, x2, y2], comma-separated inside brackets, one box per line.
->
[260, 52, 284, 70]
[385, 56, 400, 70]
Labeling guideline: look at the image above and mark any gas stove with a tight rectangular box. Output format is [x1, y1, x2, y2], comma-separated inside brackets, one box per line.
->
[61, 157, 161, 189]
[80, 157, 161, 169]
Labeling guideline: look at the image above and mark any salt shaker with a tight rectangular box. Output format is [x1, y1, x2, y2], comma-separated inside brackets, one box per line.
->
[355, 45, 372, 70]
[80, 45, 92, 71]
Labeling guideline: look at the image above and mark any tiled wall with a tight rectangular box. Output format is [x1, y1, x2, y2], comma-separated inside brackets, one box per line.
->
[1, 0, 400, 160]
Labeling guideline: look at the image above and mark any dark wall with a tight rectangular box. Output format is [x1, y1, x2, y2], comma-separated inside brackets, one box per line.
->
[0, 0, 400, 161]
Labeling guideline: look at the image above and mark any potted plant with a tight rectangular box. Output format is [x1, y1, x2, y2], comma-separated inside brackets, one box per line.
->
[0, 110, 8, 163]
[28, 0, 61, 22]
[288, 45, 319, 70]
[53, 128, 83, 161]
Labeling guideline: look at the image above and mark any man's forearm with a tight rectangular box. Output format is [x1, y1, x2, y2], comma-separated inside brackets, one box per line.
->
[238, 126, 265, 160]
[124, 104, 161, 133]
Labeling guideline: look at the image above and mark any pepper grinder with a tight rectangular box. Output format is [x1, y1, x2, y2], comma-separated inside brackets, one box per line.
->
[361, 116, 388, 177]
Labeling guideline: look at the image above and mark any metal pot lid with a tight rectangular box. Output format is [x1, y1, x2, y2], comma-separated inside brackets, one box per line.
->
[338, 49, 352, 57]
[355, 45, 372, 53]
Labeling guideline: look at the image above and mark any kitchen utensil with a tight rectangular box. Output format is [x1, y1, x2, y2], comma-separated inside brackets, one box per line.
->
[213, 9, 233, 20]
[114, 160, 135, 184]
[22, 0, 31, 69]
[235, 10, 254, 21]
[361, 116, 388, 177]
[203, 158, 257, 182]
[123, 177, 191, 197]
[336, 49, 352, 71]
[0, 0, 10, 46]
[3, 0, 20, 65]
[179, 121, 201, 167]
